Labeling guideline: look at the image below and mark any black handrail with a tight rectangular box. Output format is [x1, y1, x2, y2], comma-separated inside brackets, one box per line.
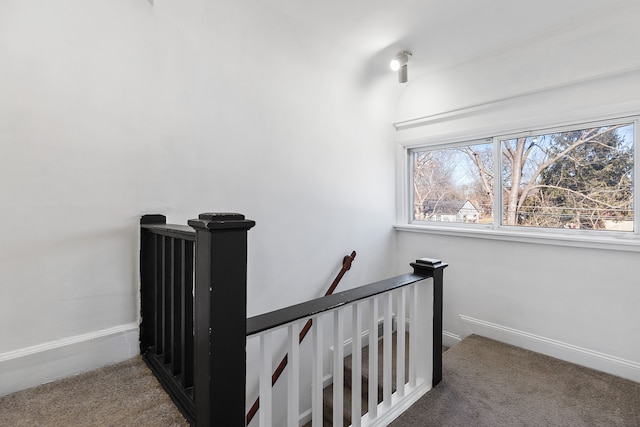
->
[247, 272, 434, 336]
[246, 259, 448, 393]
[140, 223, 196, 241]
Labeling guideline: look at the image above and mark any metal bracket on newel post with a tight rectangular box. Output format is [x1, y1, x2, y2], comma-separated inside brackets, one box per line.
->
[188, 213, 256, 427]
[410, 258, 448, 388]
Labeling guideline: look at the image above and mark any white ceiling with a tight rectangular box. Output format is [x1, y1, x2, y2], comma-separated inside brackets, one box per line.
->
[260, 0, 634, 78]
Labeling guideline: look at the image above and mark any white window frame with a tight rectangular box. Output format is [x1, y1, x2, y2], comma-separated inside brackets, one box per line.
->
[396, 115, 640, 252]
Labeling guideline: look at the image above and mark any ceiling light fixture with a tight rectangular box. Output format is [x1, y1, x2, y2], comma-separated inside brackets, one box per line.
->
[390, 50, 412, 83]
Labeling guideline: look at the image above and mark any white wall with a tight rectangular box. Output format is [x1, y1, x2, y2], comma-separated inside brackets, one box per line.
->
[393, 3, 640, 381]
[4, 0, 636, 403]
[0, 0, 399, 395]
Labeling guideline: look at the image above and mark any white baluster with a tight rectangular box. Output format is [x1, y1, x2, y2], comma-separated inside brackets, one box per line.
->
[311, 315, 323, 427]
[288, 322, 300, 427]
[409, 284, 418, 388]
[351, 302, 362, 427]
[383, 292, 392, 407]
[396, 288, 406, 397]
[259, 332, 273, 427]
[333, 310, 344, 427]
[368, 296, 378, 418]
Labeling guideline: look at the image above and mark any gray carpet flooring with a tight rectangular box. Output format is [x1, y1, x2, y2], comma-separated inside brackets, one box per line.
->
[0, 357, 189, 427]
[391, 334, 640, 426]
[1, 335, 638, 426]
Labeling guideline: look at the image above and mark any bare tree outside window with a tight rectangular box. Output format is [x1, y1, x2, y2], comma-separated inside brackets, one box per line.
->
[412, 143, 493, 223]
[501, 123, 634, 230]
[410, 120, 634, 232]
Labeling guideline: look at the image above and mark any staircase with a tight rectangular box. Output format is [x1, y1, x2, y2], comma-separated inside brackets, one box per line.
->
[304, 332, 410, 427]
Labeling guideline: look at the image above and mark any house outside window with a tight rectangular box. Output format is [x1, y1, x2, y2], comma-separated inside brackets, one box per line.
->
[411, 142, 494, 224]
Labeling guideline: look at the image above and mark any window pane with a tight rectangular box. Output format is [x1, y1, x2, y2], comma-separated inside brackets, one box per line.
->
[412, 143, 494, 224]
[501, 123, 634, 231]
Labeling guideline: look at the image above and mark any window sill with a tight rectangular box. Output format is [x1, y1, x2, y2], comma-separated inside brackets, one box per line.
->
[393, 223, 640, 252]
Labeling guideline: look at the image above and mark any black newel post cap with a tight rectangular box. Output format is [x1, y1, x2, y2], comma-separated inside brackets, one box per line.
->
[411, 257, 448, 274]
[188, 212, 256, 231]
[414, 258, 443, 267]
[140, 214, 167, 225]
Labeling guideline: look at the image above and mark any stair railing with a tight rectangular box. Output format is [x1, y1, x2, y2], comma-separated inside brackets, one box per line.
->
[246, 258, 446, 427]
[139, 213, 446, 427]
[246, 251, 357, 425]
[140, 212, 255, 426]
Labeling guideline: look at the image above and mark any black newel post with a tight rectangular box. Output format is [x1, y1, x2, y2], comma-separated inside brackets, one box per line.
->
[188, 213, 256, 427]
[410, 258, 448, 387]
[140, 214, 167, 354]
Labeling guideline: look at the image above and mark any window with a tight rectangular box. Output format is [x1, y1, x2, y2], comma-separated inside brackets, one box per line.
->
[409, 118, 636, 234]
[411, 141, 494, 225]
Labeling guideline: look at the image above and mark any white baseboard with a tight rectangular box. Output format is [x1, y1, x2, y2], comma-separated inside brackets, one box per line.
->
[333, 319, 461, 360]
[332, 317, 392, 359]
[298, 379, 430, 427]
[297, 373, 334, 425]
[362, 381, 430, 427]
[0, 323, 139, 397]
[460, 315, 640, 382]
[442, 330, 461, 348]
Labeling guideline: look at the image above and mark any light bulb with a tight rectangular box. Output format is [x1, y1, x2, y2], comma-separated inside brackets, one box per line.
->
[390, 59, 401, 71]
